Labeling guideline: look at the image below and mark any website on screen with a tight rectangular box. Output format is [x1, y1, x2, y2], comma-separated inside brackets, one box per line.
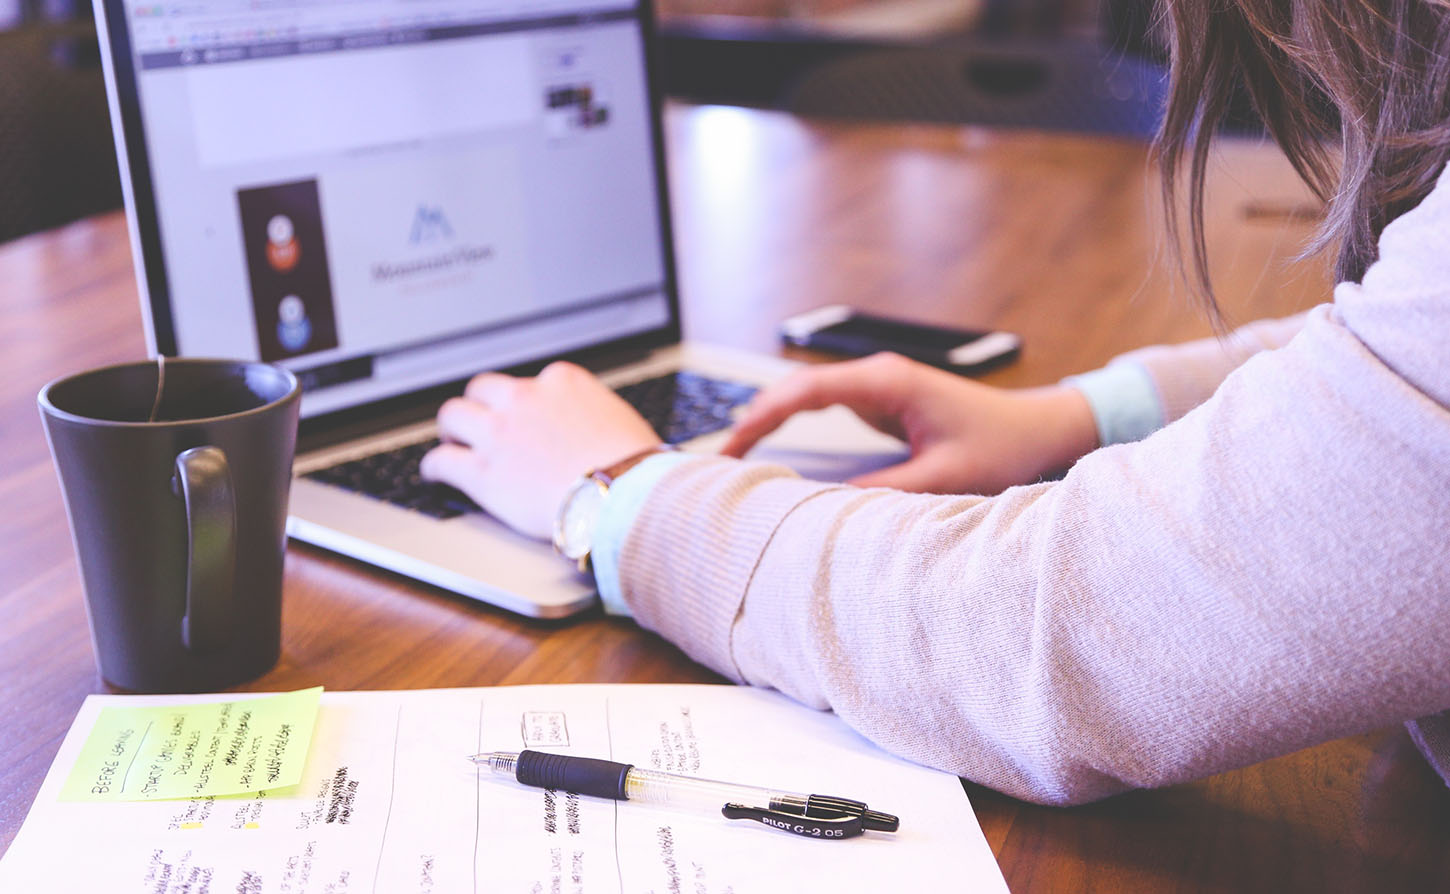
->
[123, 1, 669, 415]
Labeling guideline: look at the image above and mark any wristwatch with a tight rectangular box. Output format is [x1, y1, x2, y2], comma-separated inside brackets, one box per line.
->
[552, 445, 671, 573]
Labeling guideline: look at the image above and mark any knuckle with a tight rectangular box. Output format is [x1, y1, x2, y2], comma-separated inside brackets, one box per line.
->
[868, 351, 917, 384]
[540, 360, 583, 382]
[466, 375, 514, 403]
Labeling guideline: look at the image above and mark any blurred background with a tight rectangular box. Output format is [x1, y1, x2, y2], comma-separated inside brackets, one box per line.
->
[0, 0, 1164, 245]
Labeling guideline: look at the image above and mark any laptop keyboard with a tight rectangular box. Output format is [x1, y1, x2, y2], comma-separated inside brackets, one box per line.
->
[303, 371, 757, 520]
[614, 370, 757, 444]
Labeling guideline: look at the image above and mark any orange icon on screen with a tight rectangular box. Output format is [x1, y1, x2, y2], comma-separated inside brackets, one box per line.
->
[266, 214, 300, 273]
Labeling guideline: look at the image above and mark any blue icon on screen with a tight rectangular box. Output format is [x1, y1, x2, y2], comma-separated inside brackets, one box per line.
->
[277, 294, 313, 352]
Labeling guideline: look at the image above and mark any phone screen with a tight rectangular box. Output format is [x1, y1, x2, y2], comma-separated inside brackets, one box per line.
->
[815, 314, 989, 351]
[784, 309, 1018, 372]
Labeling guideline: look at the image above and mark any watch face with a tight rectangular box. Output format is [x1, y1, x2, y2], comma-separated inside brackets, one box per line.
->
[555, 476, 608, 560]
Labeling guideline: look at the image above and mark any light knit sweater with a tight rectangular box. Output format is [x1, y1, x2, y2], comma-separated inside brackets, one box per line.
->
[612, 164, 1450, 806]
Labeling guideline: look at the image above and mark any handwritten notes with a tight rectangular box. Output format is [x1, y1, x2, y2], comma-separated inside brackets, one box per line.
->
[3, 686, 1007, 893]
[59, 687, 322, 801]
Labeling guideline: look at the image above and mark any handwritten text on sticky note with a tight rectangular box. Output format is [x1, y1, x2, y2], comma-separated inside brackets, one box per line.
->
[60, 687, 322, 802]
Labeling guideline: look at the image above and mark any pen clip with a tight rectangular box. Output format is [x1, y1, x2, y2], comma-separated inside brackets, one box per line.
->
[721, 803, 864, 840]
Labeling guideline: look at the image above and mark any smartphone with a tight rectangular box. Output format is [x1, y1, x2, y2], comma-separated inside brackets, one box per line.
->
[780, 305, 1021, 373]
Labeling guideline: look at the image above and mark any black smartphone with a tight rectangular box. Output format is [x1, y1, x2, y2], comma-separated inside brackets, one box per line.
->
[780, 305, 1021, 373]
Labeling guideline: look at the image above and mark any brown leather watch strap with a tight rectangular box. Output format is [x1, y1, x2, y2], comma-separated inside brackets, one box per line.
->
[594, 444, 675, 486]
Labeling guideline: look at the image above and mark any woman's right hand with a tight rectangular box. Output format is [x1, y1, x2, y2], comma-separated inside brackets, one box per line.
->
[720, 352, 1100, 495]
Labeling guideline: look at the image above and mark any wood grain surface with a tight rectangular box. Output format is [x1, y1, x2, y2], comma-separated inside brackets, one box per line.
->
[2, 103, 1446, 890]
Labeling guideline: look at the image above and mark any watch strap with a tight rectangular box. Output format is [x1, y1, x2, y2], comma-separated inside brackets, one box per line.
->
[557, 444, 674, 572]
[593, 444, 675, 487]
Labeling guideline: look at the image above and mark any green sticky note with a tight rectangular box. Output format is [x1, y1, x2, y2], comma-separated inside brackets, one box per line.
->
[59, 687, 323, 802]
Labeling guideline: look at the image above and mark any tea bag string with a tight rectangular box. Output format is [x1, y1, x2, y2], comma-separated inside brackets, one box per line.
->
[147, 354, 166, 423]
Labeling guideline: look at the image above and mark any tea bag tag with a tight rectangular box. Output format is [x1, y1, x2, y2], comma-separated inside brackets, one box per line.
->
[147, 355, 166, 423]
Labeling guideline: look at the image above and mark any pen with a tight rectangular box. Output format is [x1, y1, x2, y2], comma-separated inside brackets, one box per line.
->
[468, 749, 899, 840]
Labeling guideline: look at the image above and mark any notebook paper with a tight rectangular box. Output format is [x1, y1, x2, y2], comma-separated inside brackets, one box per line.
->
[1, 684, 1008, 892]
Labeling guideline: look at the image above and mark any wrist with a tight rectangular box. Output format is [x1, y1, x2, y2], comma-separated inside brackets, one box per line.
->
[591, 451, 701, 617]
[1022, 385, 1101, 475]
[1061, 361, 1166, 448]
[595, 443, 671, 485]
[552, 444, 673, 571]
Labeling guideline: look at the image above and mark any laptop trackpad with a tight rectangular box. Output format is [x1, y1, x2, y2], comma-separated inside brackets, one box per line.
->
[744, 405, 908, 483]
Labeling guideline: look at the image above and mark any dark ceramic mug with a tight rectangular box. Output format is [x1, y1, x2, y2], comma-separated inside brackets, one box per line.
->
[38, 358, 300, 692]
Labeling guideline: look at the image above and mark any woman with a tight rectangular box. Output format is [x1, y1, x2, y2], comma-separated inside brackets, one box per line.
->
[421, 0, 1450, 804]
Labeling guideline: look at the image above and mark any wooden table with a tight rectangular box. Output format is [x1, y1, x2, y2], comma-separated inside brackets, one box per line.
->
[3, 103, 1446, 890]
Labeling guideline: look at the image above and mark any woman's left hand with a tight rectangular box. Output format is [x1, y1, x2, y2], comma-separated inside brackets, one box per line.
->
[420, 361, 662, 541]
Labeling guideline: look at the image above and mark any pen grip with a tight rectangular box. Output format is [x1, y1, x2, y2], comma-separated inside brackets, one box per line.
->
[516, 750, 633, 800]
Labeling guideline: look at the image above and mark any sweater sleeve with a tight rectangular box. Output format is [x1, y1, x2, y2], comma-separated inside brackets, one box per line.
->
[1061, 311, 1314, 448]
[614, 168, 1450, 806]
[1113, 312, 1311, 424]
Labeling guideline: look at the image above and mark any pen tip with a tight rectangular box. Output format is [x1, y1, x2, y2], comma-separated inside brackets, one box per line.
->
[468, 751, 518, 774]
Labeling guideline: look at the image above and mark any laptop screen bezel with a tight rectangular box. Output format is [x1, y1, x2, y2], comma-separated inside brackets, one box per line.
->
[93, 0, 685, 395]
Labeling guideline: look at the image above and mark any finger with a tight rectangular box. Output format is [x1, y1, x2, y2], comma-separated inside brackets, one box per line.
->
[720, 360, 903, 458]
[419, 442, 488, 496]
[537, 360, 589, 385]
[464, 372, 525, 406]
[719, 370, 846, 458]
[435, 396, 498, 448]
[848, 453, 957, 494]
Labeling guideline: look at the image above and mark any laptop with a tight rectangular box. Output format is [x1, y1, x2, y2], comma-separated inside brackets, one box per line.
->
[94, 0, 906, 617]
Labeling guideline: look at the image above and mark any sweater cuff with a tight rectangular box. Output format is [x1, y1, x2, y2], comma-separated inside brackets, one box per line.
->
[593, 452, 700, 617]
[1062, 361, 1166, 446]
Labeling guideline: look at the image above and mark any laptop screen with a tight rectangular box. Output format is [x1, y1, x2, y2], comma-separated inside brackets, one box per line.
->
[102, 0, 676, 418]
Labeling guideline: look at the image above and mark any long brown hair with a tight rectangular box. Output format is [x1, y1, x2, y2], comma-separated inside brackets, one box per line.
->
[1154, 0, 1450, 308]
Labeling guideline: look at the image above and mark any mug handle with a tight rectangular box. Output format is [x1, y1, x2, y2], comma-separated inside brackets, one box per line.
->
[172, 446, 236, 653]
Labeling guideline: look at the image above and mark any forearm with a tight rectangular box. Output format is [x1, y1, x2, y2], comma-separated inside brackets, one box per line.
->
[1099, 312, 1313, 426]
[617, 308, 1450, 805]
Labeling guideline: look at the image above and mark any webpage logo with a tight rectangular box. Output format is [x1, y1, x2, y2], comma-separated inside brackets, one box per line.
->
[373, 204, 493, 285]
[409, 205, 454, 244]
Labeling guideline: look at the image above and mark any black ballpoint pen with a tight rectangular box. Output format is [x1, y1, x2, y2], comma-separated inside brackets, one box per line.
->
[469, 749, 900, 840]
